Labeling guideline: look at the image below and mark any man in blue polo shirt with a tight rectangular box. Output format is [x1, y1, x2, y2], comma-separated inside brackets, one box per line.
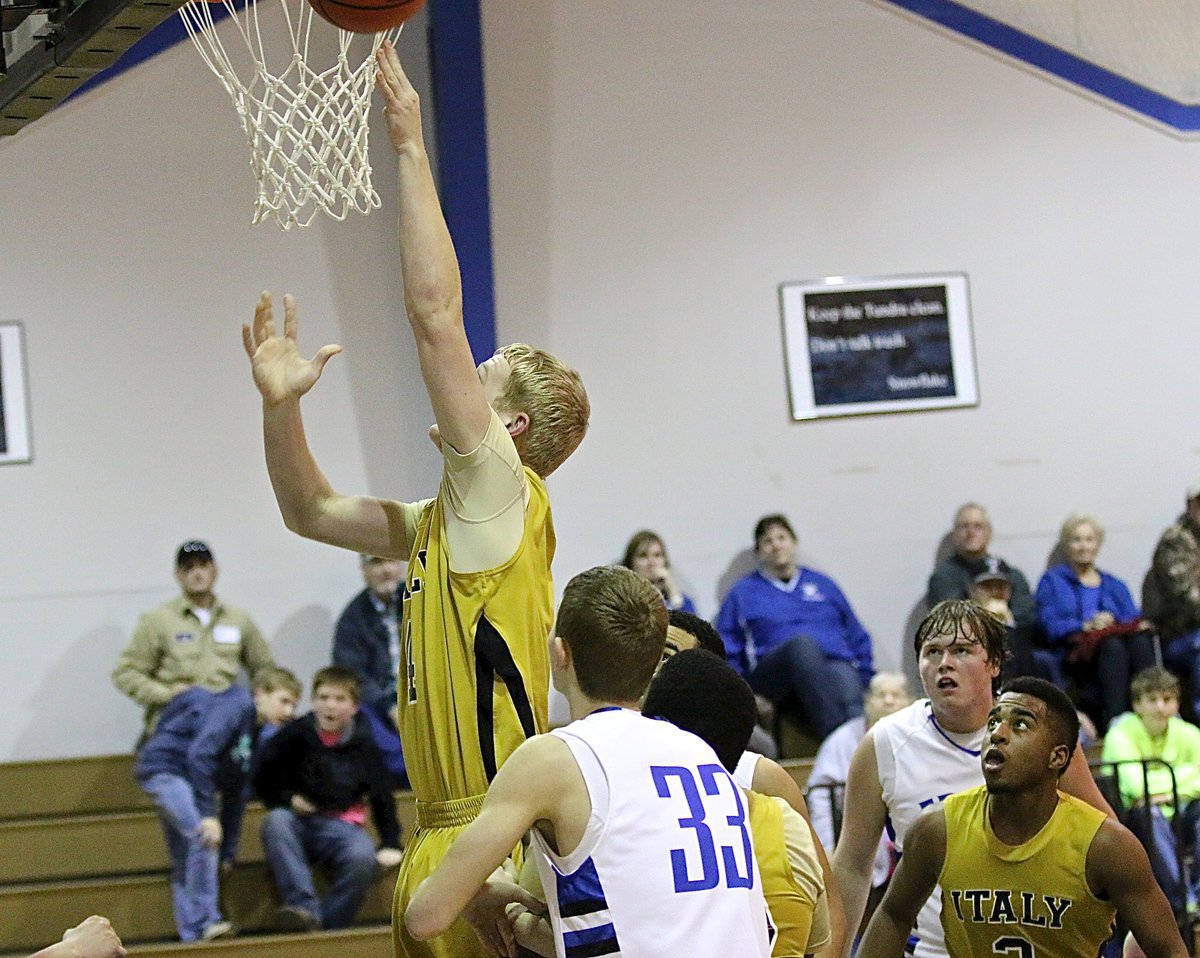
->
[716, 514, 874, 739]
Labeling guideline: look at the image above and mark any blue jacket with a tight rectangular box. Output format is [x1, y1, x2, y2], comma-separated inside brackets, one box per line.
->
[1035, 563, 1139, 644]
[715, 568, 874, 682]
[134, 686, 268, 858]
[332, 587, 399, 714]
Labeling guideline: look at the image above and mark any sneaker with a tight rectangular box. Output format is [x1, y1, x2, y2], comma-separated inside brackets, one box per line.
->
[201, 920, 237, 941]
[276, 906, 320, 932]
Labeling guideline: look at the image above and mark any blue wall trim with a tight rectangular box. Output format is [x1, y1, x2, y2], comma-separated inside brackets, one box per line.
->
[429, 0, 497, 362]
[881, 0, 1200, 132]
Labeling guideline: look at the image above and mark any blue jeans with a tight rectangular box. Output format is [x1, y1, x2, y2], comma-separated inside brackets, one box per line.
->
[748, 635, 865, 739]
[1126, 802, 1200, 914]
[260, 807, 378, 929]
[1164, 630, 1200, 719]
[140, 772, 223, 941]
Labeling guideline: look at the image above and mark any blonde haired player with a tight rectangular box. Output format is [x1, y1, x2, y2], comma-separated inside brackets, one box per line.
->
[406, 568, 772, 958]
[240, 41, 588, 958]
[858, 678, 1185, 958]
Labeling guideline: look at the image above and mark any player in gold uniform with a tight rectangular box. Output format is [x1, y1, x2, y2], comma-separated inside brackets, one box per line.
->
[241, 41, 589, 958]
[858, 677, 1185, 958]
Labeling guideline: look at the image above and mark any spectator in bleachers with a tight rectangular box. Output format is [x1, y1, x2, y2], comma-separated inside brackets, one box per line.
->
[133, 666, 302, 942]
[927, 503, 1037, 630]
[805, 672, 910, 898]
[716, 514, 874, 740]
[621, 530, 696, 613]
[113, 540, 275, 738]
[967, 560, 1051, 685]
[32, 917, 125, 958]
[332, 554, 408, 787]
[1036, 513, 1154, 731]
[1102, 666, 1200, 913]
[1146, 484, 1200, 717]
[254, 666, 402, 932]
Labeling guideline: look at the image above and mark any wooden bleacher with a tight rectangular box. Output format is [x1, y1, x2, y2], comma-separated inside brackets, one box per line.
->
[0, 751, 816, 956]
[0, 753, 406, 956]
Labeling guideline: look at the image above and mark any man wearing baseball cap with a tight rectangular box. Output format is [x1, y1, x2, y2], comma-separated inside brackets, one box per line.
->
[1147, 483, 1200, 717]
[966, 558, 1052, 686]
[113, 541, 274, 737]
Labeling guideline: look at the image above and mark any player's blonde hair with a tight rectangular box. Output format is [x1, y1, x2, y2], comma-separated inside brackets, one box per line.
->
[496, 343, 589, 478]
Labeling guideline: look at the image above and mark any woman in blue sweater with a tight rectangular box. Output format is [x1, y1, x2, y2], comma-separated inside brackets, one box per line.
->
[715, 514, 874, 739]
[1036, 512, 1155, 730]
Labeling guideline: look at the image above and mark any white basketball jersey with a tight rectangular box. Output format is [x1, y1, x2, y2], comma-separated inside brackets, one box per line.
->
[873, 698, 985, 958]
[732, 750, 760, 791]
[530, 708, 772, 958]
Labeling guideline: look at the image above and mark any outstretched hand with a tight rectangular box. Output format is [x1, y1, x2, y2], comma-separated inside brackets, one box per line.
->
[242, 292, 341, 406]
[375, 41, 424, 156]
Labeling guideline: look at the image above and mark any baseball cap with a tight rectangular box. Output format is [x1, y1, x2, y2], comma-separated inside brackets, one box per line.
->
[176, 540, 214, 567]
[972, 558, 1010, 585]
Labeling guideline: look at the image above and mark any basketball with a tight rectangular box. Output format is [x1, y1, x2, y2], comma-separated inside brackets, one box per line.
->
[306, 0, 423, 34]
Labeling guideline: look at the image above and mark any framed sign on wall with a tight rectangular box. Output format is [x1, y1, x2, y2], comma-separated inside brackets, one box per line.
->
[0, 322, 32, 464]
[779, 273, 978, 421]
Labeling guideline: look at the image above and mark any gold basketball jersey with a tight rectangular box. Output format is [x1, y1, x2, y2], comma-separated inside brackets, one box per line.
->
[940, 785, 1115, 958]
[398, 467, 554, 804]
[747, 790, 822, 957]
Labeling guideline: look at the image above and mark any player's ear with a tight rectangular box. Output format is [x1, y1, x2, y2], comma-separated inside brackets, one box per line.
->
[550, 634, 571, 672]
[1048, 743, 1070, 774]
[505, 412, 530, 438]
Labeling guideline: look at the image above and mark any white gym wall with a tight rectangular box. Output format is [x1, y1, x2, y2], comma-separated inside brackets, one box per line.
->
[0, 0, 1197, 759]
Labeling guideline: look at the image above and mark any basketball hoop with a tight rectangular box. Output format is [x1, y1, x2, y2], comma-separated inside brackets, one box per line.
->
[179, 0, 404, 229]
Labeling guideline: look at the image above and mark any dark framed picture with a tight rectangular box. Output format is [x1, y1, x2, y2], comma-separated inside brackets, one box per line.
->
[779, 273, 978, 421]
[0, 322, 32, 464]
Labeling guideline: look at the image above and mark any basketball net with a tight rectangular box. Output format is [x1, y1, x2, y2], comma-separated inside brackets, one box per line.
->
[179, 0, 403, 230]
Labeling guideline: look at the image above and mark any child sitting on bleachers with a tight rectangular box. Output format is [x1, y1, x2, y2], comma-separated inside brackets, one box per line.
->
[253, 666, 402, 932]
[133, 666, 302, 942]
[1102, 665, 1200, 913]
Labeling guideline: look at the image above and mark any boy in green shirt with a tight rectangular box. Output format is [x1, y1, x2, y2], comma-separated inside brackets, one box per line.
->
[1102, 666, 1200, 912]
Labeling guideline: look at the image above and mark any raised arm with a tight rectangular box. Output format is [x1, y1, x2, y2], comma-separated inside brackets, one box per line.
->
[243, 292, 417, 557]
[375, 41, 494, 457]
[856, 809, 945, 958]
[1088, 820, 1188, 958]
[831, 730, 889, 954]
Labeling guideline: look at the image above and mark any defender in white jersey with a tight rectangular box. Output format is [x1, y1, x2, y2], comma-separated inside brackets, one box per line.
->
[831, 600, 1112, 958]
[406, 566, 770, 958]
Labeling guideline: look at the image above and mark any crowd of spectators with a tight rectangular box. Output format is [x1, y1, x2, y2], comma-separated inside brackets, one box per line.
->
[105, 481, 1200, 943]
[111, 541, 408, 941]
[619, 486, 1200, 928]
[621, 483, 1200, 744]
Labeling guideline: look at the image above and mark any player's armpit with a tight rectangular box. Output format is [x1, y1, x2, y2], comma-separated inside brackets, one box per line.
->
[405, 735, 571, 943]
[830, 730, 888, 953]
[856, 809, 945, 958]
[1087, 820, 1188, 958]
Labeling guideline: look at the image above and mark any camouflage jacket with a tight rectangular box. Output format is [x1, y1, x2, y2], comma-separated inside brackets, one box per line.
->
[1150, 513, 1200, 638]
